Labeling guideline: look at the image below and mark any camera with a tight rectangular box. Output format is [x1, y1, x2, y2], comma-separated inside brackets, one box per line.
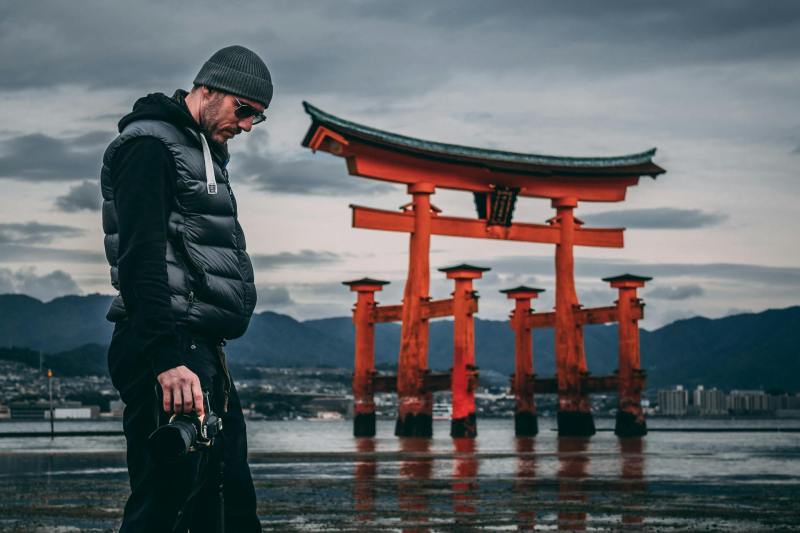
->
[148, 392, 223, 462]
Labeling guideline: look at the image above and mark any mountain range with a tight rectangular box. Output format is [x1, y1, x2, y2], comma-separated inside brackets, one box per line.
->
[0, 293, 797, 392]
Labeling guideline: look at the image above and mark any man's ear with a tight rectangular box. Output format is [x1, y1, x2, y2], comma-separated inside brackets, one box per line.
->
[196, 85, 213, 99]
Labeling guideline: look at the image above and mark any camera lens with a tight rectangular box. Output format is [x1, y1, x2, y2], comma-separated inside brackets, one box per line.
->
[148, 415, 199, 462]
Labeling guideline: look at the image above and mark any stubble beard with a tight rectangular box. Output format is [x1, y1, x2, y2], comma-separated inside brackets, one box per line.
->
[200, 93, 227, 146]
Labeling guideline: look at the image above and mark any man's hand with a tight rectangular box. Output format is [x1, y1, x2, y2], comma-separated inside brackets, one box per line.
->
[157, 365, 205, 417]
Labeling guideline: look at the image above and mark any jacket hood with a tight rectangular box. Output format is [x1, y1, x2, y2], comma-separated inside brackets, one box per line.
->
[118, 90, 229, 163]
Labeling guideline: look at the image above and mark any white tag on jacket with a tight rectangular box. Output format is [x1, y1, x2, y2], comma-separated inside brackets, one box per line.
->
[199, 133, 218, 195]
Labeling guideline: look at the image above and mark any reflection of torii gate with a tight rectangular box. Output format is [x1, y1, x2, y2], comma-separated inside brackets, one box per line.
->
[301, 102, 665, 438]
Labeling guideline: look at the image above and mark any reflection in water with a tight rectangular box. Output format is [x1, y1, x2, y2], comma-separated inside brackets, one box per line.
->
[6, 420, 799, 531]
[398, 438, 433, 533]
[348, 433, 650, 530]
[353, 438, 376, 522]
[452, 438, 479, 526]
[620, 437, 646, 526]
[557, 437, 590, 531]
[515, 437, 537, 531]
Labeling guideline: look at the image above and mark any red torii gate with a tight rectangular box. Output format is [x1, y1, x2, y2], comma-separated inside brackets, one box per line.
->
[302, 102, 665, 437]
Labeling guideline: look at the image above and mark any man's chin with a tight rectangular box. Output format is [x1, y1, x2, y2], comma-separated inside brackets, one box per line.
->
[210, 134, 229, 146]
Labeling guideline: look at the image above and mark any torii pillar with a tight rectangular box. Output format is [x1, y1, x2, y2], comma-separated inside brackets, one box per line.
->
[343, 277, 390, 437]
[440, 264, 489, 438]
[396, 182, 436, 437]
[553, 197, 595, 437]
[501, 286, 545, 437]
[603, 274, 651, 437]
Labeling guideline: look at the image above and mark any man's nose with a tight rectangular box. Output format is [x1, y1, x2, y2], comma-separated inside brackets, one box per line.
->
[238, 117, 254, 132]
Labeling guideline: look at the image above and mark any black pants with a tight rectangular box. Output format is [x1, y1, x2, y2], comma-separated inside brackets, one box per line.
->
[109, 321, 261, 533]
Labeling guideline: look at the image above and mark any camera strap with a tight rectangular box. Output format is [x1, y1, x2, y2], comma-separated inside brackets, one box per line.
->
[199, 132, 218, 195]
[216, 344, 232, 414]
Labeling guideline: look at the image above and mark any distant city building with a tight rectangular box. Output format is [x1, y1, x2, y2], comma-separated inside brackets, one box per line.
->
[9, 400, 82, 420]
[693, 385, 728, 416]
[768, 393, 800, 412]
[658, 385, 688, 416]
[728, 390, 770, 414]
[692, 385, 703, 407]
[307, 396, 351, 418]
[44, 406, 100, 420]
[656, 386, 800, 417]
[8, 401, 51, 420]
[775, 394, 800, 418]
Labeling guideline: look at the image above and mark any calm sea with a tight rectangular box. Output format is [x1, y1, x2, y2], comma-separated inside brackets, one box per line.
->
[0, 418, 798, 531]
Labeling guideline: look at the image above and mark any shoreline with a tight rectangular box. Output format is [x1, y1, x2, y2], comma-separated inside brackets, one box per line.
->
[3, 425, 800, 439]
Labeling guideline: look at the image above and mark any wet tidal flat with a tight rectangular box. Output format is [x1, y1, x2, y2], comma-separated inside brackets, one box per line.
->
[0, 419, 799, 531]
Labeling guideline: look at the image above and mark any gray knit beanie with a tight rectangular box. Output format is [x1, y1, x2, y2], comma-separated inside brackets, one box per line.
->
[193, 45, 273, 108]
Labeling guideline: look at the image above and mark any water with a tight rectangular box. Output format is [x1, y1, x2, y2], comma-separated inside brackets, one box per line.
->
[0, 418, 798, 531]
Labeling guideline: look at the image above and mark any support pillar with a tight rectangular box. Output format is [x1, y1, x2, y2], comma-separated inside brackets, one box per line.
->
[396, 182, 436, 437]
[604, 274, 651, 437]
[515, 437, 537, 530]
[501, 286, 545, 436]
[398, 438, 433, 529]
[344, 278, 389, 437]
[440, 264, 489, 438]
[619, 437, 646, 525]
[552, 197, 595, 436]
[452, 438, 479, 520]
[557, 438, 590, 530]
[354, 437, 377, 520]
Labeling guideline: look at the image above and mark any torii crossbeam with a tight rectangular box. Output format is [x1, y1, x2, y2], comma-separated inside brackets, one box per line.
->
[302, 102, 665, 437]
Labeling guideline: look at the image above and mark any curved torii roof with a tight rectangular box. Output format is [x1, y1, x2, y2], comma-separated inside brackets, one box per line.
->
[301, 102, 666, 202]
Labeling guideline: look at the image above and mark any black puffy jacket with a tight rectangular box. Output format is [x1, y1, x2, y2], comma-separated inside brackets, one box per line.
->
[101, 92, 257, 342]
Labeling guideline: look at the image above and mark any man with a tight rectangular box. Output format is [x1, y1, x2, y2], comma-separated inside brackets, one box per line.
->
[101, 45, 271, 532]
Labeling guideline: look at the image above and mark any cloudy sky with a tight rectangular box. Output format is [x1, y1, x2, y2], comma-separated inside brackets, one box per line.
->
[0, 0, 798, 328]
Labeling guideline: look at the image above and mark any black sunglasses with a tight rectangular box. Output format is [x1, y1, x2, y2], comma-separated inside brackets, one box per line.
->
[233, 97, 266, 125]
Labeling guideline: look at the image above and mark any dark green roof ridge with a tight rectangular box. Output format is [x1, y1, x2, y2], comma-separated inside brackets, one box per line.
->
[602, 274, 653, 282]
[304, 101, 660, 169]
[438, 263, 491, 273]
[342, 277, 390, 286]
[500, 286, 546, 294]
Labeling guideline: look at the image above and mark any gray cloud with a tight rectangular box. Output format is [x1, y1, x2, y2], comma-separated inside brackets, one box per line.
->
[581, 208, 728, 229]
[232, 148, 395, 196]
[0, 132, 110, 182]
[0, 222, 85, 245]
[635, 262, 800, 286]
[273, 278, 408, 309]
[55, 180, 102, 212]
[0, 267, 81, 301]
[488, 255, 800, 288]
[379, 1, 800, 73]
[72, 131, 116, 148]
[3, 1, 797, 96]
[0, 2, 209, 91]
[256, 285, 293, 306]
[646, 284, 704, 300]
[250, 279, 381, 318]
[250, 249, 342, 270]
[0, 244, 105, 263]
[659, 309, 699, 325]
